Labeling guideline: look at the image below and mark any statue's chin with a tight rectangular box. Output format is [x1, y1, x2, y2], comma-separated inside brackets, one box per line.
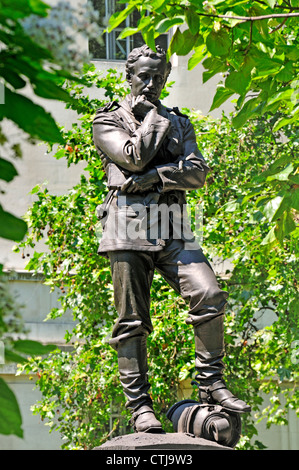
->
[144, 93, 158, 103]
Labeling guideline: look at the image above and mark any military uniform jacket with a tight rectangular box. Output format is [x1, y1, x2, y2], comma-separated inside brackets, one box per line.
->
[92, 94, 210, 255]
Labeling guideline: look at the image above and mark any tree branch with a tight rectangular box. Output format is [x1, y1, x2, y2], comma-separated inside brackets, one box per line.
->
[198, 12, 299, 23]
[255, 0, 299, 9]
[270, 15, 290, 33]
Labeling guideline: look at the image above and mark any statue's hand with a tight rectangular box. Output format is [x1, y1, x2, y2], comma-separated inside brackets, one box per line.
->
[132, 95, 156, 118]
[121, 169, 160, 193]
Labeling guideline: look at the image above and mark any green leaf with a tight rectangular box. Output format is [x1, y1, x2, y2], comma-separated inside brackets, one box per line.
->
[142, 27, 156, 52]
[177, 30, 198, 56]
[262, 195, 292, 222]
[290, 191, 299, 211]
[0, 157, 18, 182]
[222, 10, 243, 27]
[107, 5, 135, 32]
[225, 70, 251, 96]
[209, 86, 234, 112]
[208, 0, 227, 5]
[202, 56, 226, 83]
[0, 69, 26, 89]
[32, 79, 72, 102]
[28, 0, 49, 16]
[288, 174, 299, 185]
[206, 29, 231, 57]
[262, 196, 283, 221]
[0, 88, 64, 144]
[267, 163, 294, 182]
[273, 113, 298, 132]
[275, 210, 296, 243]
[251, 55, 282, 79]
[241, 187, 263, 205]
[0, 377, 23, 438]
[12, 340, 57, 356]
[117, 27, 138, 39]
[4, 349, 28, 364]
[232, 97, 260, 128]
[30, 184, 42, 194]
[267, 88, 293, 106]
[156, 16, 185, 34]
[0, 205, 27, 241]
[168, 27, 184, 57]
[223, 200, 238, 212]
[265, 0, 276, 7]
[276, 62, 294, 83]
[0, 0, 49, 19]
[188, 44, 207, 71]
[254, 154, 294, 183]
[261, 226, 276, 245]
[148, 0, 168, 9]
[169, 28, 197, 56]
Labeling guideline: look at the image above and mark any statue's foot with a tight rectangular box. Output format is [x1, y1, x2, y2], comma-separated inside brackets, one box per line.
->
[199, 380, 251, 414]
[130, 405, 165, 433]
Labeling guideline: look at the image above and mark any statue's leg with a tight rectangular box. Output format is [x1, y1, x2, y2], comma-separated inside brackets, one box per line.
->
[155, 239, 251, 413]
[193, 315, 250, 412]
[193, 313, 225, 386]
[108, 250, 164, 433]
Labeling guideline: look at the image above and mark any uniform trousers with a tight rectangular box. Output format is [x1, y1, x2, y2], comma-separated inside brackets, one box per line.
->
[107, 237, 228, 411]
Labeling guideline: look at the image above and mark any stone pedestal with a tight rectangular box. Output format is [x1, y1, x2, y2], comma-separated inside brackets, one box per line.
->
[94, 432, 232, 450]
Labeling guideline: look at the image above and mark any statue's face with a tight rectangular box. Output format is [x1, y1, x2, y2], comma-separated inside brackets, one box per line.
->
[129, 55, 167, 103]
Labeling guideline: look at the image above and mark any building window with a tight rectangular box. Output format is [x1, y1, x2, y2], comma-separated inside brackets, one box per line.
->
[89, 0, 169, 60]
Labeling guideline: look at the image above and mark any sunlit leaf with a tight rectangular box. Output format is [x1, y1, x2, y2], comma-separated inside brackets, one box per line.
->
[0, 204, 27, 241]
[0, 158, 18, 182]
[0, 378, 23, 438]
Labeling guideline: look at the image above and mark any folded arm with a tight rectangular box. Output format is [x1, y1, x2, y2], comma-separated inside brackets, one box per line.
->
[155, 118, 210, 192]
[124, 117, 210, 193]
[93, 105, 171, 173]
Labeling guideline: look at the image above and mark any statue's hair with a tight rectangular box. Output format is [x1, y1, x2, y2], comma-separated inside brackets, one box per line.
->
[126, 44, 172, 82]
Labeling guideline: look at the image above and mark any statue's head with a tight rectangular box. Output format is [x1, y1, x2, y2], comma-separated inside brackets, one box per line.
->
[125, 44, 172, 103]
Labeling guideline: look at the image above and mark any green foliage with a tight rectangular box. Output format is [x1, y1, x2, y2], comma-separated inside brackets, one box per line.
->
[0, 276, 29, 437]
[0, 0, 75, 142]
[0, 0, 89, 439]
[17, 66, 298, 449]
[0, 205, 27, 242]
[0, 0, 82, 246]
[107, 0, 299, 130]
[0, 377, 23, 438]
[186, 110, 298, 448]
[0, 272, 58, 438]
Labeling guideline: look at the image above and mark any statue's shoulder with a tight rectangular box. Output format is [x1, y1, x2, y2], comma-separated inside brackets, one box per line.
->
[166, 106, 189, 119]
[95, 101, 121, 115]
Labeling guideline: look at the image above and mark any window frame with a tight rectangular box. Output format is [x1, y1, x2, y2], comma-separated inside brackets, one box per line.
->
[90, 0, 170, 62]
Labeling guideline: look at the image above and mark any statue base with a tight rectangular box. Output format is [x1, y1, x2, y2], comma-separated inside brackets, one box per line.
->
[94, 432, 233, 450]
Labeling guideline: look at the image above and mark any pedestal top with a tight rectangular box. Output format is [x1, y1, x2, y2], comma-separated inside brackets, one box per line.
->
[94, 432, 232, 450]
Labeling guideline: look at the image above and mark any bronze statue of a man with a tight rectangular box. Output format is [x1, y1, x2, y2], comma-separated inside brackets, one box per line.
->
[93, 44, 250, 434]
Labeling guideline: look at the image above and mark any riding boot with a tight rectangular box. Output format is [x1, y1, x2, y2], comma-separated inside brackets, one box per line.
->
[117, 335, 164, 433]
[193, 315, 251, 413]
